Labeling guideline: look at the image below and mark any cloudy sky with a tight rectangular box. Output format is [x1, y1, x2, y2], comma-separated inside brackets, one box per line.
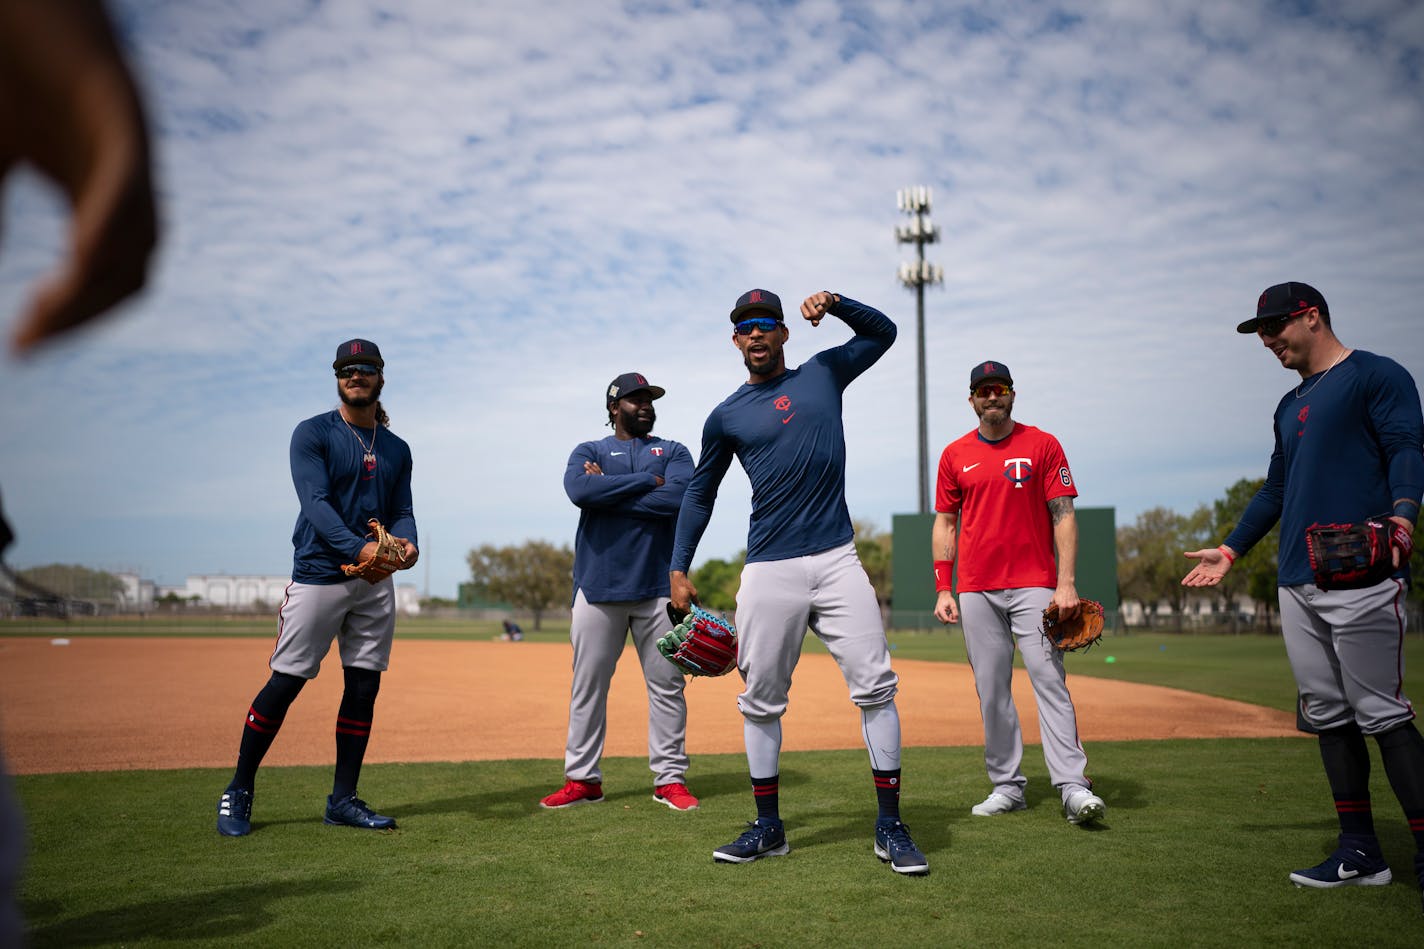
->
[2, 0, 1421, 599]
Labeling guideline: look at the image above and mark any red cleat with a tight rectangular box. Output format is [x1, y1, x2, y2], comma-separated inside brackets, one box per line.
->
[540, 779, 604, 809]
[653, 782, 700, 811]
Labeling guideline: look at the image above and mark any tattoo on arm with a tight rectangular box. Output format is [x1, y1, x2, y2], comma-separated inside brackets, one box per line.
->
[1048, 496, 1074, 525]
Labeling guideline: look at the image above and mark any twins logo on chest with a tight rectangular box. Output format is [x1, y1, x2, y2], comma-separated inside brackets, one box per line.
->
[1002, 457, 1032, 488]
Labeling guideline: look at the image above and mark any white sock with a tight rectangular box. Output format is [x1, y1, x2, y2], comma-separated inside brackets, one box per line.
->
[744, 718, 781, 778]
[861, 702, 902, 771]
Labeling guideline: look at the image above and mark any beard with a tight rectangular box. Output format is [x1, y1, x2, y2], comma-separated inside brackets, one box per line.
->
[973, 399, 1012, 424]
[619, 404, 655, 437]
[742, 349, 780, 376]
[339, 377, 384, 409]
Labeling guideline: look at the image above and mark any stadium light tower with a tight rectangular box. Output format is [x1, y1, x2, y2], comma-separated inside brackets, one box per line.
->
[896, 186, 944, 514]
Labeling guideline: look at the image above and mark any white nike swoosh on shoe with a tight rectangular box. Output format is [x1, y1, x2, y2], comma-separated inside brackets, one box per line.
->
[1337, 865, 1360, 880]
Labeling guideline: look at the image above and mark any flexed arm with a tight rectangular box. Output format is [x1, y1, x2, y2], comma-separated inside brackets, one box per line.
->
[814, 294, 898, 385]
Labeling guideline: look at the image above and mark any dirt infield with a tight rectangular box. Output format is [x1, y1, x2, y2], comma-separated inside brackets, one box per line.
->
[0, 637, 1299, 775]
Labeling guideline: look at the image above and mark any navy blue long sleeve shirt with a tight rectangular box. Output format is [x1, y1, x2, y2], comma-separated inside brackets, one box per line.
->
[1224, 350, 1423, 586]
[670, 296, 896, 572]
[566, 434, 693, 603]
[290, 410, 417, 584]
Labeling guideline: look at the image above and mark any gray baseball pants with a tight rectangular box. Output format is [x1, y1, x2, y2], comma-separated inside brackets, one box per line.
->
[564, 589, 689, 786]
[1278, 578, 1413, 734]
[960, 587, 1091, 804]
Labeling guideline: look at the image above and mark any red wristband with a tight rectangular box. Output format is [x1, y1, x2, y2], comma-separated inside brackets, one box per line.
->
[1390, 523, 1414, 561]
[933, 559, 955, 592]
[1217, 545, 1236, 565]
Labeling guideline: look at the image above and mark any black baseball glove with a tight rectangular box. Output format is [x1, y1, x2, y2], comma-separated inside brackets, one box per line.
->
[1305, 518, 1404, 591]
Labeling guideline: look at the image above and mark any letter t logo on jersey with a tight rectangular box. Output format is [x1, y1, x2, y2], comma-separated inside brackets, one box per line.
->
[1003, 457, 1033, 488]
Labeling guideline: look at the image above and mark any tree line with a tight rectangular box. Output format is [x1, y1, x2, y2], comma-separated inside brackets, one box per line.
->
[12, 486, 1419, 628]
[463, 520, 893, 629]
[465, 483, 1423, 631]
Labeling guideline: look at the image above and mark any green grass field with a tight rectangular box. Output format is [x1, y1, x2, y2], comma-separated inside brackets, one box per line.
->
[9, 621, 1424, 945]
[17, 744, 1424, 947]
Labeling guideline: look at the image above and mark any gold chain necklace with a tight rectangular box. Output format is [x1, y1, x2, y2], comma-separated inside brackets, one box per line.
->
[340, 413, 377, 466]
[1296, 348, 1349, 400]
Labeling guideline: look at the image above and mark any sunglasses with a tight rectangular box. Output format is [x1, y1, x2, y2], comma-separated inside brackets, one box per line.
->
[336, 364, 381, 379]
[1255, 306, 1311, 338]
[971, 383, 1013, 398]
[734, 317, 782, 336]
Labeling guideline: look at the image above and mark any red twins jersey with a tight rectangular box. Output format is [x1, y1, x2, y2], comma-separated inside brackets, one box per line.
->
[934, 422, 1076, 592]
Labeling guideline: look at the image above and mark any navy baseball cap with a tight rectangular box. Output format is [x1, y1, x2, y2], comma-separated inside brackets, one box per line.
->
[729, 289, 784, 323]
[606, 372, 665, 404]
[969, 360, 1012, 388]
[1238, 282, 1329, 333]
[333, 339, 384, 371]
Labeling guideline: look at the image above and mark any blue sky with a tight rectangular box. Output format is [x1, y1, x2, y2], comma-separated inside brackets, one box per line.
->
[2, 0, 1422, 599]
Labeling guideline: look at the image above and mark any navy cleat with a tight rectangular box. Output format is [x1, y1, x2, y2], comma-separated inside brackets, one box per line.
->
[875, 819, 929, 875]
[713, 818, 789, 864]
[217, 788, 253, 837]
[1289, 835, 1391, 888]
[324, 792, 397, 830]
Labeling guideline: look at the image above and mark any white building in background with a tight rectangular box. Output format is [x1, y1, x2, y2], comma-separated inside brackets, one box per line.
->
[114, 572, 157, 612]
[157, 574, 421, 615]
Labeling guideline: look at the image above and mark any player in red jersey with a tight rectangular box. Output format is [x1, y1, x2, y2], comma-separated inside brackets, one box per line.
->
[932, 361, 1104, 825]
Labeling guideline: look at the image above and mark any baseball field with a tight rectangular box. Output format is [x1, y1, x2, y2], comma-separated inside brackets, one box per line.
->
[4, 620, 1423, 946]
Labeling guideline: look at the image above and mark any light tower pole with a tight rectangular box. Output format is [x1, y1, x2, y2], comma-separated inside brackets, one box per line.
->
[896, 186, 944, 514]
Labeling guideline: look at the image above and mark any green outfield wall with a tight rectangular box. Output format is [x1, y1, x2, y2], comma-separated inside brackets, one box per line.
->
[889, 507, 1118, 630]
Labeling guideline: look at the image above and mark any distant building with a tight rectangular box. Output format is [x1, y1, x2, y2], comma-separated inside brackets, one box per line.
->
[114, 572, 157, 612]
[156, 574, 421, 615]
[6, 569, 419, 617]
[1119, 591, 1262, 629]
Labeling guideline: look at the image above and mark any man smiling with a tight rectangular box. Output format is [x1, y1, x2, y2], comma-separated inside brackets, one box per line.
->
[216, 338, 418, 837]
[932, 361, 1103, 827]
[1183, 282, 1424, 904]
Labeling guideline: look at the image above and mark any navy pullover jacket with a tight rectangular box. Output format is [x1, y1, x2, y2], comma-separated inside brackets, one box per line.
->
[566, 434, 693, 603]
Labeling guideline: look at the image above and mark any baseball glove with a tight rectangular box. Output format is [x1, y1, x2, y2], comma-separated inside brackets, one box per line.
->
[341, 518, 406, 584]
[657, 603, 738, 677]
[1041, 599, 1105, 653]
[1305, 518, 1400, 591]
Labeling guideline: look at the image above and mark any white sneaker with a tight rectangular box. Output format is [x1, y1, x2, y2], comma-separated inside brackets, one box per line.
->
[970, 792, 1026, 817]
[1064, 787, 1105, 825]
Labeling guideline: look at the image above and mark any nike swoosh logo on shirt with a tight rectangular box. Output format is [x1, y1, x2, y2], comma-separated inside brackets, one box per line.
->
[610, 452, 625, 456]
[782, 414, 795, 424]
[962, 463, 980, 472]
